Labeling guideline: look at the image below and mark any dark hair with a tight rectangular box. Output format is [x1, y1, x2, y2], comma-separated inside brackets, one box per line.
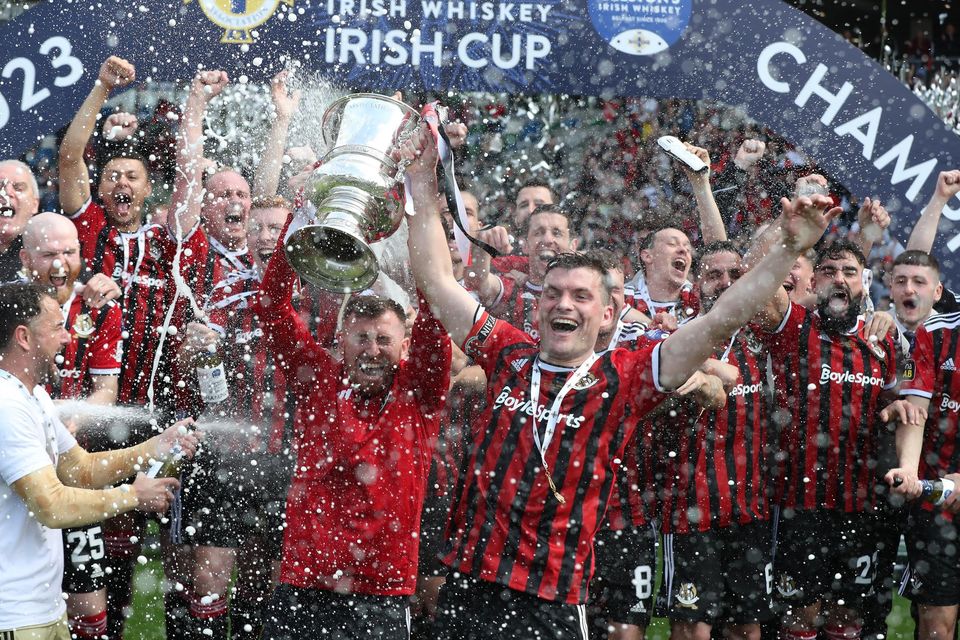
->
[528, 203, 578, 235]
[104, 150, 149, 172]
[544, 252, 611, 303]
[815, 239, 866, 268]
[515, 178, 555, 203]
[637, 226, 688, 275]
[0, 282, 56, 351]
[342, 294, 406, 325]
[893, 250, 940, 276]
[694, 241, 742, 275]
[583, 248, 624, 274]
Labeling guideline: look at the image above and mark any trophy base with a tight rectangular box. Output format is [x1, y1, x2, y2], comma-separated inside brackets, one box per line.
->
[284, 186, 381, 293]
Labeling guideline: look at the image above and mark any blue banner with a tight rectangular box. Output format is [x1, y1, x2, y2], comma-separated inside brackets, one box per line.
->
[3, 0, 960, 274]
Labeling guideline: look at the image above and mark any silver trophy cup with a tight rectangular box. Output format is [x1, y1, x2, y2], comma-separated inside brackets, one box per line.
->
[284, 93, 420, 292]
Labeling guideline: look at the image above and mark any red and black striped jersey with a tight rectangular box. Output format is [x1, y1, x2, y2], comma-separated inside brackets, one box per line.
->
[661, 328, 770, 534]
[49, 291, 123, 400]
[69, 200, 221, 408]
[490, 276, 542, 339]
[443, 308, 668, 605]
[759, 302, 898, 513]
[624, 281, 699, 325]
[603, 315, 664, 531]
[899, 313, 960, 517]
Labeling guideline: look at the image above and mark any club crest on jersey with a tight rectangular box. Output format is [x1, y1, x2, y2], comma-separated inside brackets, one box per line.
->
[72, 313, 95, 338]
[572, 372, 599, 390]
[675, 583, 699, 609]
[777, 574, 799, 598]
[185, 0, 295, 44]
[867, 340, 886, 361]
[464, 314, 497, 358]
[902, 359, 915, 381]
[150, 241, 163, 261]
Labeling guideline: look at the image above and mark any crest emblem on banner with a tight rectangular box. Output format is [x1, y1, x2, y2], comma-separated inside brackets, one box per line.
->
[185, 0, 294, 44]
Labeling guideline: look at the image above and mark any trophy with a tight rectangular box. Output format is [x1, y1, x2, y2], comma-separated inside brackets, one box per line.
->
[284, 93, 420, 292]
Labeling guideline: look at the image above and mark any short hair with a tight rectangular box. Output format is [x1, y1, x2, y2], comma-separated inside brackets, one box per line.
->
[251, 195, 291, 211]
[694, 241, 742, 275]
[893, 250, 940, 277]
[0, 282, 56, 351]
[544, 252, 611, 303]
[515, 178, 555, 203]
[815, 239, 866, 268]
[103, 150, 149, 172]
[584, 248, 624, 274]
[0, 159, 39, 199]
[342, 294, 406, 325]
[639, 226, 686, 253]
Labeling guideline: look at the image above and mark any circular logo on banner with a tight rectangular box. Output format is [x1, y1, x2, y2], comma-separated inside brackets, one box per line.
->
[588, 0, 692, 56]
[187, 0, 293, 44]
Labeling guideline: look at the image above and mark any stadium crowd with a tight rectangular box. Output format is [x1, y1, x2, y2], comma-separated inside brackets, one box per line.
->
[3, 54, 960, 640]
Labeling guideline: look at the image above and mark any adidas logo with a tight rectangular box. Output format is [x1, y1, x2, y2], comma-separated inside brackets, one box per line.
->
[510, 358, 529, 372]
[944, 358, 956, 371]
[630, 601, 647, 613]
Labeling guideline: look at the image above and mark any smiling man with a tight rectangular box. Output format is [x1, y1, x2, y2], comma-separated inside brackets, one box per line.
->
[400, 123, 837, 639]
[627, 226, 699, 326]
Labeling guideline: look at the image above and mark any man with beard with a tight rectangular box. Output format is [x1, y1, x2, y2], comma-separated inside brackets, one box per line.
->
[257, 207, 452, 637]
[400, 123, 837, 640]
[18, 213, 124, 640]
[58, 56, 221, 640]
[755, 239, 909, 640]
[0, 281, 198, 640]
[658, 241, 775, 640]
[0, 160, 40, 281]
[464, 203, 579, 339]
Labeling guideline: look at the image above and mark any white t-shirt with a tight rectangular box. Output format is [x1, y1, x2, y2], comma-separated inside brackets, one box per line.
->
[0, 369, 77, 629]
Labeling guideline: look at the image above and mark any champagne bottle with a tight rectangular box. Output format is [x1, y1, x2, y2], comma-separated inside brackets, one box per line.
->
[195, 343, 229, 405]
[920, 478, 957, 506]
[146, 442, 185, 479]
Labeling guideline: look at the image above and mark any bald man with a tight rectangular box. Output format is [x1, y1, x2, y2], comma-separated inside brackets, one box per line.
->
[0, 159, 41, 281]
[20, 212, 126, 640]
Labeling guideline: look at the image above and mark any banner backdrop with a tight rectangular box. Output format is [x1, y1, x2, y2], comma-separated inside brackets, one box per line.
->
[4, 0, 960, 271]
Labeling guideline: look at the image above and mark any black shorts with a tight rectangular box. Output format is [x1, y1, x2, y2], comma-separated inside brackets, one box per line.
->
[262, 583, 410, 639]
[434, 573, 588, 640]
[183, 448, 292, 551]
[658, 521, 773, 624]
[418, 491, 451, 577]
[589, 524, 657, 630]
[773, 509, 882, 610]
[62, 523, 107, 593]
[901, 507, 960, 606]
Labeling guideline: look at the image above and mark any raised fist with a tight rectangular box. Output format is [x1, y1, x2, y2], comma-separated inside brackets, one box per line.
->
[734, 138, 766, 170]
[444, 122, 468, 149]
[191, 70, 229, 101]
[857, 197, 890, 233]
[681, 142, 711, 183]
[103, 112, 138, 142]
[98, 56, 136, 92]
[936, 170, 960, 201]
[477, 225, 513, 256]
[780, 194, 842, 253]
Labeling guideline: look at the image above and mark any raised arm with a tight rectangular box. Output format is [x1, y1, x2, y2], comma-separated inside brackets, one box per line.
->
[59, 57, 136, 215]
[682, 143, 726, 244]
[907, 170, 960, 252]
[658, 194, 841, 389]
[852, 197, 891, 259]
[402, 125, 486, 346]
[170, 70, 229, 240]
[253, 71, 301, 199]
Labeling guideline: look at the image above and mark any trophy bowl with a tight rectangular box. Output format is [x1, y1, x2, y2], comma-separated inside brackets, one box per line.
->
[284, 93, 420, 292]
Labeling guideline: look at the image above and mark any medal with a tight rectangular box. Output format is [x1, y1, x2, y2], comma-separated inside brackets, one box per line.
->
[72, 313, 95, 338]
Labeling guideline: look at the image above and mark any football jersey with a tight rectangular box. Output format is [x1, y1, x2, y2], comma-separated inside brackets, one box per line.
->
[68, 200, 220, 408]
[49, 291, 123, 400]
[258, 248, 452, 597]
[900, 313, 960, 518]
[442, 308, 668, 604]
[759, 302, 898, 513]
[661, 328, 771, 533]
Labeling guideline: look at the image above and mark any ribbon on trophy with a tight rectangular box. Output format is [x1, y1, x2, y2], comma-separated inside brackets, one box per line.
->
[415, 102, 504, 265]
